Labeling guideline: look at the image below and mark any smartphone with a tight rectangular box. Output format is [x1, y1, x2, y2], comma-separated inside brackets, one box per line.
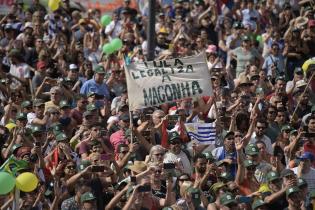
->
[100, 154, 111, 161]
[130, 176, 137, 184]
[35, 141, 41, 147]
[138, 185, 151, 192]
[143, 114, 151, 121]
[142, 130, 151, 138]
[91, 165, 105, 172]
[239, 196, 252, 203]
[163, 163, 175, 170]
[100, 129, 107, 137]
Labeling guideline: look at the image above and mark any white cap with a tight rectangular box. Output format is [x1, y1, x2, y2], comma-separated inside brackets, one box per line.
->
[24, 22, 33, 30]
[296, 80, 307, 88]
[69, 64, 78, 70]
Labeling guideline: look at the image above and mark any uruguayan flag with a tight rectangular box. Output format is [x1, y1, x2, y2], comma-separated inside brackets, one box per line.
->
[184, 123, 216, 144]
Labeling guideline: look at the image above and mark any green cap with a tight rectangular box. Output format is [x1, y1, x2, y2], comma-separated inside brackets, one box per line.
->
[219, 172, 232, 181]
[233, 22, 244, 29]
[297, 178, 307, 187]
[87, 92, 96, 97]
[266, 171, 280, 182]
[310, 190, 315, 198]
[33, 99, 45, 107]
[11, 143, 23, 153]
[203, 152, 215, 161]
[59, 100, 70, 109]
[21, 100, 32, 108]
[16, 112, 27, 120]
[168, 131, 181, 143]
[83, 111, 93, 118]
[286, 186, 300, 197]
[162, 207, 174, 210]
[276, 75, 286, 82]
[244, 159, 257, 168]
[56, 132, 68, 142]
[223, 131, 234, 140]
[290, 129, 298, 135]
[94, 65, 106, 74]
[252, 199, 266, 210]
[80, 192, 96, 202]
[78, 160, 91, 171]
[245, 144, 259, 156]
[281, 125, 292, 132]
[220, 192, 237, 206]
[86, 103, 97, 111]
[242, 35, 250, 41]
[31, 125, 44, 133]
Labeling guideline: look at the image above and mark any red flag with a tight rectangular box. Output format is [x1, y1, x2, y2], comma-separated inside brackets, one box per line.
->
[46, 147, 59, 175]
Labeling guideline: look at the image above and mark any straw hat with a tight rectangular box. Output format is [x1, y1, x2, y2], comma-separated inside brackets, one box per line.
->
[294, 17, 309, 29]
[127, 161, 147, 174]
[238, 76, 253, 87]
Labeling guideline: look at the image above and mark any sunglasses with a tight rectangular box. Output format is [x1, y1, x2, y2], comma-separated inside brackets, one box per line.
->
[283, 130, 291, 133]
[179, 178, 189, 181]
[51, 112, 59, 115]
[25, 106, 32, 110]
[246, 166, 256, 171]
[66, 165, 76, 169]
[170, 141, 180, 145]
[226, 137, 234, 141]
[257, 126, 266, 129]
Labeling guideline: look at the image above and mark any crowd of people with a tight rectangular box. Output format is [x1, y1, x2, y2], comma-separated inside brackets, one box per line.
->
[1, 0, 315, 209]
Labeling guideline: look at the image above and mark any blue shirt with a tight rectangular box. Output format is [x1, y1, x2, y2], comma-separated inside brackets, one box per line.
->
[80, 78, 110, 99]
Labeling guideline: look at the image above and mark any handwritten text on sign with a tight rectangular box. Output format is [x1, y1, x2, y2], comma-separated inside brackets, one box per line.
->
[124, 53, 213, 110]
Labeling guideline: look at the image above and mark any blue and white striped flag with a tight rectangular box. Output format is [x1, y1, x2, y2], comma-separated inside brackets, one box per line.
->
[184, 123, 216, 144]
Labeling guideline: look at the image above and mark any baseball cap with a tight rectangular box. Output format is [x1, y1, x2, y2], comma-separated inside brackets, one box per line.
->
[219, 172, 232, 181]
[242, 35, 250, 41]
[56, 132, 68, 142]
[280, 169, 295, 178]
[16, 112, 27, 120]
[252, 199, 266, 210]
[94, 65, 106, 74]
[275, 75, 286, 82]
[119, 113, 130, 121]
[294, 67, 303, 74]
[223, 131, 234, 140]
[245, 144, 259, 156]
[33, 99, 45, 107]
[203, 152, 215, 162]
[86, 103, 97, 111]
[24, 22, 33, 30]
[244, 159, 257, 168]
[210, 182, 226, 193]
[87, 92, 96, 97]
[31, 125, 44, 134]
[233, 22, 244, 29]
[281, 125, 292, 132]
[168, 131, 181, 143]
[298, 152, 315, 161]
[83, 111, 93, 118]
[286, 186, 300, 197]
[290, 129, 298, 135]
[59, 100, 70, 109]
[69, 64, 78, 71]
[266, 171, 280, 182]
[21, 100, 32, 108]
[220, 192, 237, 206]
[80, 192, 96, 202]
[36, 61, 46, 70]
[11, 144, 23, 154]
[78, 160, 91, 171]
[297, 178, 307, 187]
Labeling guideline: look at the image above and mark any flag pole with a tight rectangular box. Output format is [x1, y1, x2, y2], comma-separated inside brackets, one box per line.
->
[129, 110, 134, 144]
[290, 71, 315, 124]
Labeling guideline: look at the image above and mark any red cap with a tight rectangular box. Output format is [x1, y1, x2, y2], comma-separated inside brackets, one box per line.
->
[309, 20, 315, 28]
[37, 61, 46, 70]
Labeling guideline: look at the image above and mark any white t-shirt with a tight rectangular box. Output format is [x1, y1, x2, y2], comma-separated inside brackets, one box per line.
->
[164, 151, 192, 175]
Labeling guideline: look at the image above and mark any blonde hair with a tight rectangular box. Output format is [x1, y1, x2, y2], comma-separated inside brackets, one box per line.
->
[147, 145, 166, 163]
[179, 181, 193, 198]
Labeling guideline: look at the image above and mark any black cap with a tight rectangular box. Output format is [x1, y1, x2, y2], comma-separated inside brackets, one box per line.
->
[119, 113, 130, 121]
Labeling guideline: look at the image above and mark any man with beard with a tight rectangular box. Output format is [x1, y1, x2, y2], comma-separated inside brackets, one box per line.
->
[250, 118, 273, 155]
[164, 131, 192, 175]
[212, 131, 237, 178]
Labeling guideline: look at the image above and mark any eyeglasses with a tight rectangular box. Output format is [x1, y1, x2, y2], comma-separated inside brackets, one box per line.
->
[25, 106, 32, 110]
[284, 130, 291, 133]
[170, 141, 180, 145]
[51, 112, 59, 115]
[211, 78, 218, 81]
[226, 137, 234, 141]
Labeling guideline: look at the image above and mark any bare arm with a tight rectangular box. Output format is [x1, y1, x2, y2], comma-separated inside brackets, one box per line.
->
[235, 138, 245, 186]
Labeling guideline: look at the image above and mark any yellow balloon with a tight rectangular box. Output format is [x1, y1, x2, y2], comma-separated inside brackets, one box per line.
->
[5, 123, 16, 132]
[16, 172, 38, 192]
[48, 0, 60, 11]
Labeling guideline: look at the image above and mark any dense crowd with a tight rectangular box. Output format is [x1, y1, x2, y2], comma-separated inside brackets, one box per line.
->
[1, 0, 315, 209]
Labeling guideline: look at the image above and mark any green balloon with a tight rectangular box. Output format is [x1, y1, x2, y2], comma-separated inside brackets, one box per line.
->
[0, 172, 16, 195]
[101, 15, 112, 27]
[256, 35, 262, 43]
[111, 38, 123, 51]
[102, 43, 115, 55]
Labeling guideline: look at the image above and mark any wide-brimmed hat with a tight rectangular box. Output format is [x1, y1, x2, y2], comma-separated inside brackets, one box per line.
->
[127, 161, 147, 174]
[295, 17, 309, 28]
[238, 77, 253, 87]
